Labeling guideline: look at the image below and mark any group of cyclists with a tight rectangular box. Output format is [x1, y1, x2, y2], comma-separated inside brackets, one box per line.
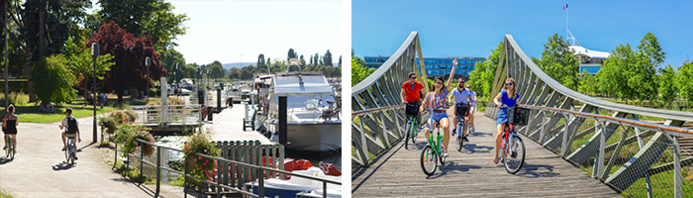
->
[401, 58, 519, 164]
[3, 107, 81, 160]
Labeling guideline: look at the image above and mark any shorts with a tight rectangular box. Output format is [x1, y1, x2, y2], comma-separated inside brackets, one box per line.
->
[496, 108, 509, 125]
[469, 105, 476, 113]
[62, 132, 77, 138]
[428, 112, 448, 130]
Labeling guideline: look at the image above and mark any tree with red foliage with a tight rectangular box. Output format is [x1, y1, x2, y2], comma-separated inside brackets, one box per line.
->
[87, 21, 167, 103]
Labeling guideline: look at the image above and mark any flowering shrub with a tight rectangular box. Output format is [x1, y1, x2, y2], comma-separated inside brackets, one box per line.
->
[116, 123, 156, 156]
[183, 132, 219, 181]
[99, 109, 138, 134]
[98, 116, 117, 134]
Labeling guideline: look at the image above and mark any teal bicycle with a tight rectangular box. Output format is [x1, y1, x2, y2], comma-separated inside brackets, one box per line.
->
[4, 135, 15, 160]
[420, 106, 449, 176]
[403, 102, 421, 150]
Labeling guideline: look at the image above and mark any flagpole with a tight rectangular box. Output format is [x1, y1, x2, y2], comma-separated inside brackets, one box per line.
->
[566, 2, 569, 41]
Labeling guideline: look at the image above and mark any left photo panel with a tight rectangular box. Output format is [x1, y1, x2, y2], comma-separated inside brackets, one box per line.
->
[0, 0, 344, 198]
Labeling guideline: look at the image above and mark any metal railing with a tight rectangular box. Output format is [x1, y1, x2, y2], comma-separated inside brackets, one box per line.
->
[112, 138, 341, 198]
[129, 104, 202, 127]
[351, 31, 429, 172]
[484, 34, 693, 197]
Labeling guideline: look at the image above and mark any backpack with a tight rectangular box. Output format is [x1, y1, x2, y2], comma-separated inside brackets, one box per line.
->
[67, 117, 78, 134]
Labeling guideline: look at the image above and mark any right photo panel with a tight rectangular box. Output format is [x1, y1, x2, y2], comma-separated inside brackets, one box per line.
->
[351, 1, 693, 197]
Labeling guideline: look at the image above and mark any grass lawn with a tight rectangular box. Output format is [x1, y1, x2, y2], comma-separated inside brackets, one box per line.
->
[9, 96, 154, 123]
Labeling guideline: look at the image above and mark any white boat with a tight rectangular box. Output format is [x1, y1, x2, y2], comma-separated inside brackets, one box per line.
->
[263, 72, 341, 152]
[245, 167, 342, 198]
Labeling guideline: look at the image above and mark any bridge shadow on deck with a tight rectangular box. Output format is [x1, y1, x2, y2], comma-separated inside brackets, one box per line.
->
[426, 162, 482, 179]
[516, 163, 559, 178]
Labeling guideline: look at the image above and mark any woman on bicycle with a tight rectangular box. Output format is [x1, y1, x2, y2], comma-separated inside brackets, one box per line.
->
[420, 64, 455, 157]
[493, 78, 519, 164]
[3, 105, 18, 152]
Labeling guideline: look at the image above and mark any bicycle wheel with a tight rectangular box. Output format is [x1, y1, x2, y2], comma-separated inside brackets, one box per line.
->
[420, 145, 437, 176]
[69, 145, 75, 165]
[404, 120, 412, 150]
[504, 136, 525, 174]
[6, 138, 14, 160]
[456, 121, 464, 151]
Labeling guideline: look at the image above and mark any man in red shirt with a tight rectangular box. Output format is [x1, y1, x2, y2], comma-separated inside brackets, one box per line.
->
[401, 72, 426, 105]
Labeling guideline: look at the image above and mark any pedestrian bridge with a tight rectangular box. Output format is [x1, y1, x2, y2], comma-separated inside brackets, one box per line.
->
[351, 31, 693, 197]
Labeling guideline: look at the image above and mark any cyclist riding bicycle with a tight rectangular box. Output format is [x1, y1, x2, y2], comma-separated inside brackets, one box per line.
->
[420, 63, 456, 157]
[493, 78, 519, 164]
[448, 78, 472, 142]
[466, 84, 477, 133]
[59, 108, 81, 160]
[401, 72, 426, 106]
[3, 105, 18, 152]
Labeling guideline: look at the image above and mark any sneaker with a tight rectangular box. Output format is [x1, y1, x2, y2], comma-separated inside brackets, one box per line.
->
[451, 128, 457, 136]
[463, 137, 469, 142]
[442, 149, 449, 157]
[61, 146, 66, 151]
[75, 156, 78, 160]
[2, 145, 6, 150]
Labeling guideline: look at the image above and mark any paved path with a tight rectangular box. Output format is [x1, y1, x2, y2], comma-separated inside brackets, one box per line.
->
[352, 111, 621, 197]
[206, 104, 272, 144]
[0, 116, 183, 198]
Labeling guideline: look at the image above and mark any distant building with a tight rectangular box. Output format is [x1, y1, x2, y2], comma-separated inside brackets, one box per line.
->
[569, 45, 610, 75]
[364, 56, 485, 79]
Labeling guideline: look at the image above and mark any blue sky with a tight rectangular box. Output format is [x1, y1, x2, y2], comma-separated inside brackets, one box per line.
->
[353, 0, 693, 68]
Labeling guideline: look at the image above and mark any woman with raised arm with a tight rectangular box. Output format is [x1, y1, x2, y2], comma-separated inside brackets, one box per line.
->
[419, 59, 456, 157]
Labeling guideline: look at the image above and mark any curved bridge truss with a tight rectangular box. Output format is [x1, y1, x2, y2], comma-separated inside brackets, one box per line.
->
[352, 32, 429, 172]
[486, 35, 693, 196]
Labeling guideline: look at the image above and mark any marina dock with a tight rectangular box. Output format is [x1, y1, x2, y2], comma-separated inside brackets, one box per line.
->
[206, 103, 273, 144]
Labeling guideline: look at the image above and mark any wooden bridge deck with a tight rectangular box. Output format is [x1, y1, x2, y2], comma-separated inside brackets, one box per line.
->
[352, 111, 621, 197]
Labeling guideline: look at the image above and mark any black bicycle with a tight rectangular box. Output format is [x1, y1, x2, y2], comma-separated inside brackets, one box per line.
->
[454, 102, 470, 152]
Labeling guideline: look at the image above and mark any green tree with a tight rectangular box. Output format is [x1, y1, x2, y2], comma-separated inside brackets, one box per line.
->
[299, 55, 306, 67]
[240, 69, 252, 80]
[257, 54, 265, 67]
[323, 50, 333, 66]
[599, 44, 634, 100]
[62, 37, 114, 102]
[31, 54, 77, 105]
[676, 62, 693, 108]
[631, 32, 664, 103]
[287, 48, 297, 62]
[338, 55, 342, 67]
[208, 61, 225, 79]
[314, 53, 319, 66]
[538, 33, 579, 90]
[309, 55, 313, 65]
[577, 70, 598, 95]
[160, 49, 186, 84]
[228, 67, 241, 80]
[94, 0, 188, 50]
[468, 41, 502, 99]
[351, 53, 374, 86]
[658, 65, 677, 105]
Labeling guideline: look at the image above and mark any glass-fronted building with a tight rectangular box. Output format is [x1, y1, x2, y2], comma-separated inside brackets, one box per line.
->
[569, 45, 610, 75]
[363, 56, 485, 79]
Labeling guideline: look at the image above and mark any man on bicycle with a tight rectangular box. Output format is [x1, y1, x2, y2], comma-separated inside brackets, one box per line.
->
[401, 72, 425, 106]
[59, 108, 81, 160]
[449, 78, 472, 142]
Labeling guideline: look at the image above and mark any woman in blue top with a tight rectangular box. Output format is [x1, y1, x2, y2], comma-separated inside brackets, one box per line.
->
[492, 78, 519, 164]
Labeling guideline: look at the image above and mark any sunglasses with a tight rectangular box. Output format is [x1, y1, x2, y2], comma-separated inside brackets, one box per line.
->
[410, 76, 416, 79]
[435, 81, 443, 85]
[505, 83, 514, 86]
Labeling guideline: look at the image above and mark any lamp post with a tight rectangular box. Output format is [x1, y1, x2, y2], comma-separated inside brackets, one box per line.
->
[91, 43, 99, 143]
[4, 3, 7, 111]
[175, 63, 179, 87]
[145, 57, 151, 100]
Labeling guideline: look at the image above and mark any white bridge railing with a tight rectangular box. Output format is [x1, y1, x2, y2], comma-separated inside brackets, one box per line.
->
[129, 104, 203, 127]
